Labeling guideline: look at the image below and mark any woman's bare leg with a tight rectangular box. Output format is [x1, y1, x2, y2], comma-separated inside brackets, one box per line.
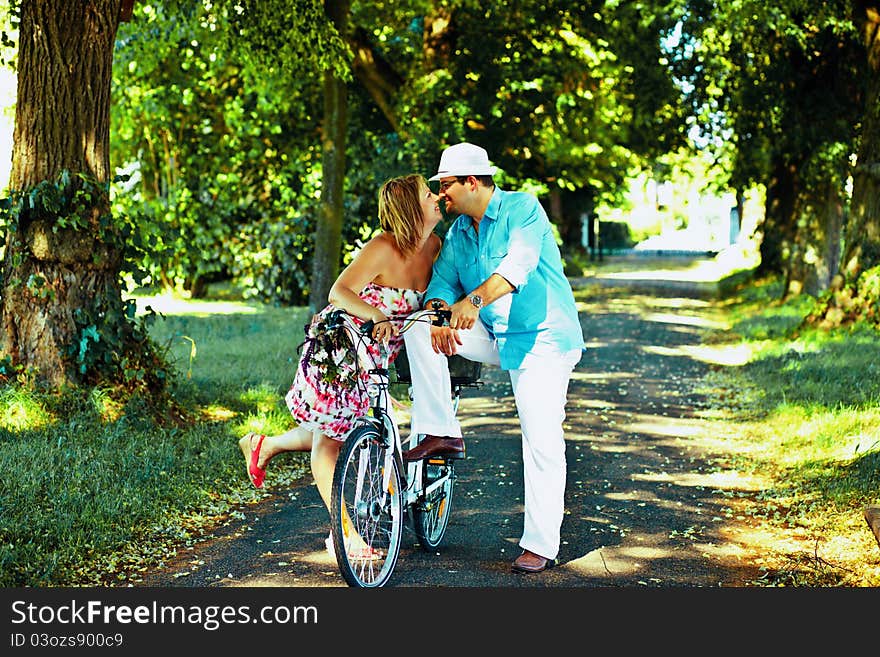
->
[310, 430, 342, 512]
[256, 426, 313, 468]
[310, 431, 371, 552]
[238, 425, 313, 482]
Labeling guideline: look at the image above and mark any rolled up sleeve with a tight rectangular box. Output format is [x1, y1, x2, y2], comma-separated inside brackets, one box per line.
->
[492, 197, 544, 292]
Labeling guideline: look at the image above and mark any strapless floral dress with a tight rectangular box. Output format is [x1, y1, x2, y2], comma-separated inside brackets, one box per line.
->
[285, 282, 424, 440]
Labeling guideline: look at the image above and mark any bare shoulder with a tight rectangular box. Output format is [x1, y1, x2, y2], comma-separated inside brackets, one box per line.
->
[357, 232, 400, 260]
[370, 232, 400, 252]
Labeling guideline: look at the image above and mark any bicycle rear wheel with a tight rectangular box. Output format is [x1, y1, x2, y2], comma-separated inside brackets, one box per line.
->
[413, 459, 455, 550]
[330, 424, 404, 587]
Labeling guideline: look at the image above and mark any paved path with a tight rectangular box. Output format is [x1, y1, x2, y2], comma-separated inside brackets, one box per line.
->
[139, 255, 770, 588]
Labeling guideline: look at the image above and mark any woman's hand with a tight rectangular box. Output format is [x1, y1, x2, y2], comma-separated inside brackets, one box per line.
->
[371, 312, 397, 344]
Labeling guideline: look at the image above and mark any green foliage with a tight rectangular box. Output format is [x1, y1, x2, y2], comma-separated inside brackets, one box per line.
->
[670, 0, 864, 287]
[103, 1, 715, 304]
[220, 0, 354, 80]
[112, 1, 326, 303]
[0, 169, 177, 393]
[0, 1, 18, 68]
[68, 297, 174, 397]
[1, 170, 115, 240]
[805, 264, 880, 329]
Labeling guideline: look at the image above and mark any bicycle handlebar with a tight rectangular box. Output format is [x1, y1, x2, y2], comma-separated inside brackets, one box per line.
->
[324, 305, 450, 342]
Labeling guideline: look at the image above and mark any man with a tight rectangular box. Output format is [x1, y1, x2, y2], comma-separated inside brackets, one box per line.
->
[402, 142, 584, 574]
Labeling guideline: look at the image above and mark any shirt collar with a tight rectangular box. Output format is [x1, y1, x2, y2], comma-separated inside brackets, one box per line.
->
[452, 186, 502, 233]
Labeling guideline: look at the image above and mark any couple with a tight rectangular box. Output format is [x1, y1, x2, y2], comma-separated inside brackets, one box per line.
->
[239, 142, 584, 574]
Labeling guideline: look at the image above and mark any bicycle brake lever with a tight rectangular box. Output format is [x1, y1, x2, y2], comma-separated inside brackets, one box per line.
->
[360, 319, 375, 336]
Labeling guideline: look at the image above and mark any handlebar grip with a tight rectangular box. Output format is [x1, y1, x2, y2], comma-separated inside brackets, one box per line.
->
[360, 319, 375, 336]
[432, 309, 451, 326]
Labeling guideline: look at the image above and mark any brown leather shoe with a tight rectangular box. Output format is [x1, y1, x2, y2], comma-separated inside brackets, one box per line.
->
[865, 505, 880, 549]
[402, 435, 465, 462]
[512, 549, 555, 574]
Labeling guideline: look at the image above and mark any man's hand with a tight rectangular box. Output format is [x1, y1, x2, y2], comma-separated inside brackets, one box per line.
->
[430, 325, 463, 355]
[448, 297, 481, 331]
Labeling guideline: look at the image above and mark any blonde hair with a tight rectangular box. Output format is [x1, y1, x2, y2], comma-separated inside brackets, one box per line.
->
[377, 174, 428, 257]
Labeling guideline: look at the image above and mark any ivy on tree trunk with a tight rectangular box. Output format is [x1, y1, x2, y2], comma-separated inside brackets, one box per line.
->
[1, 0, 167, 394]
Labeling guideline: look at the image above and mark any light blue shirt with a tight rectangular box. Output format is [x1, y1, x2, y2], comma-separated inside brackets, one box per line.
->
[426, 187, 585, 369]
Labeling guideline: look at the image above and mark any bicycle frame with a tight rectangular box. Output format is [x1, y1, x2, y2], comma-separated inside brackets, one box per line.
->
[324, 306, 470, 586]
[324, 308, 444, 501]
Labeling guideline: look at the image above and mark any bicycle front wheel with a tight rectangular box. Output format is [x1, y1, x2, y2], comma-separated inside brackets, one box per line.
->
[330, 424, 404, 587]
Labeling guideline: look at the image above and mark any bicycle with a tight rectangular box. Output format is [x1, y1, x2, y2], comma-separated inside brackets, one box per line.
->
[322, 304, 481, 587]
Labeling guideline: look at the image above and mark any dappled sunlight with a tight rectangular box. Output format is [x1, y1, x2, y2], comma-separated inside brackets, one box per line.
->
[640, 342, 753, 366]
[655, 468, 771, 492]
[644, 311, 726, 329]
[564, 545, 666, 577]
[594, 257, 739, 284]
[0, 389, 54, 431]
[605, 490, 666, 503]
[582, 339, 609, 349]
[632, 470, 771, 491]
[570, 370, 633, 383]
[619, 414, 708, 437]
[679, 343, 753, 366]
[561, 525, 796, 582]
[584, 441, 651, 454]
[229, 544, 373, 586]
[567, 396, 623, 411]
[240, 384, 285, 412]
[644, 296, 712, 310]
[132, 293, 264, 317]
[641, 344, 687, 359]
[200, 405, 237, 421]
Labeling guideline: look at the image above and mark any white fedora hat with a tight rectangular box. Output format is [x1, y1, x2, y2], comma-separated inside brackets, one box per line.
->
[429, 142, 498, 181]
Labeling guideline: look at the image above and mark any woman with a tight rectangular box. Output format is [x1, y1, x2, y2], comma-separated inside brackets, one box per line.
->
[238, 173, 442, 557]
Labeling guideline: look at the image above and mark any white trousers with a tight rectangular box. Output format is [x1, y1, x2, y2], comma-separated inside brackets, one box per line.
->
[403, 318, 579, 560]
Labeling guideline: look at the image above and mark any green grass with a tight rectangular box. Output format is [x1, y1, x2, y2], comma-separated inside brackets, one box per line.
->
[704, 277, 880, 586]
[0, 296, 314, 586]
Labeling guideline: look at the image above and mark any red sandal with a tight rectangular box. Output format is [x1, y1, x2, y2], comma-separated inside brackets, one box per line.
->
[239, 432, 267, 488]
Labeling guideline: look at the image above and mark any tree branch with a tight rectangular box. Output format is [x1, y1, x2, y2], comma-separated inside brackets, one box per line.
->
[349, 27, 403, 135]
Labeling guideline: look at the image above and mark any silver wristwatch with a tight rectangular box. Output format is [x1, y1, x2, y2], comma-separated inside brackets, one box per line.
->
[468, 294, 484, 309]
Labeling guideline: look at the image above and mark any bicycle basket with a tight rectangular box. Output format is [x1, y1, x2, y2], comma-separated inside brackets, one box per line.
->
[393, 346, 482, 385]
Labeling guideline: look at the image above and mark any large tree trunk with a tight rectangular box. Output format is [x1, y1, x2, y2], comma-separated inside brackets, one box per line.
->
[806, 3, 880, 329]
[820, 181, 845, 291]
[784, 180, 846, 298]
[308, 0, 350, 314]
[840, 2, 880, 279]
[757, 158, 798, 280]
[2, 0, 127, 388]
